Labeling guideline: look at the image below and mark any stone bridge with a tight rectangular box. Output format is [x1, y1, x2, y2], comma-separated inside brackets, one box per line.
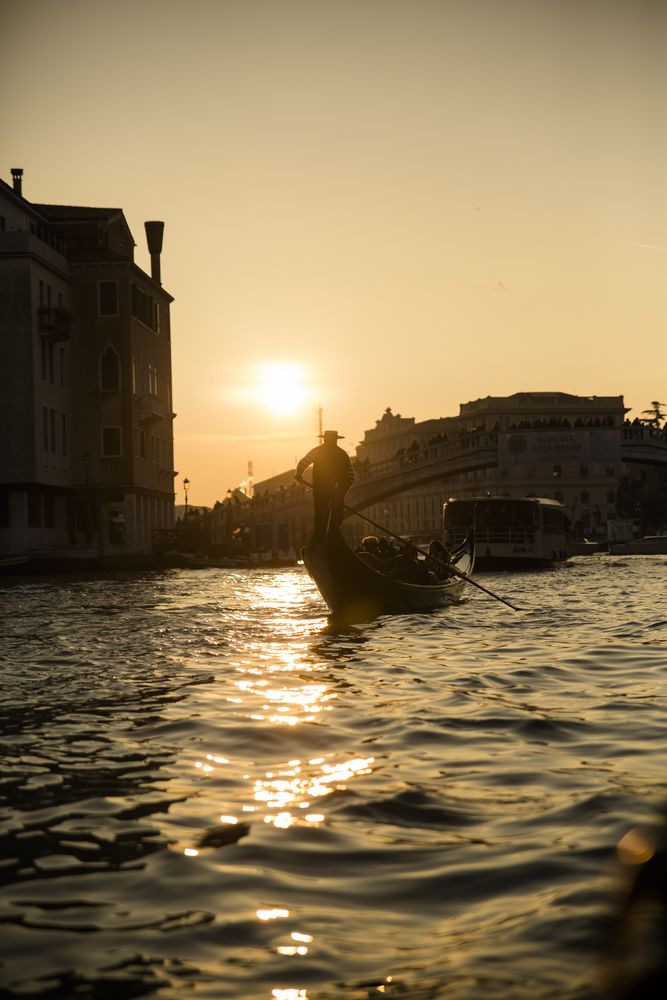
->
[347, 437, 499, 511]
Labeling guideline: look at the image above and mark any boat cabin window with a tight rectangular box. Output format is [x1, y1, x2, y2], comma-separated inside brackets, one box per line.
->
[444, 500, 537, 530]
[541, 505, 567, 534]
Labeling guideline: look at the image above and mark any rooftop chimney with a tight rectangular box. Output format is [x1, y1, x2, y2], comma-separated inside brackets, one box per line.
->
[11, 168, 23, 197]
[144, 221, 164, 285]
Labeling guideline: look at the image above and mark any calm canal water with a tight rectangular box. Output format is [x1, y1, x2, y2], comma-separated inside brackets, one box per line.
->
[1, 556, 666, 999]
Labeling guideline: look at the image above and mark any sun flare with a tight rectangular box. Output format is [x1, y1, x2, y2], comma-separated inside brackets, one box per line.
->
[255, 362, 311, 416]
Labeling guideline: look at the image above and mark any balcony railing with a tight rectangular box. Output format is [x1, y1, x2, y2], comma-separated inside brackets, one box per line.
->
[138, 394, 164, 423]
[37, 306, 72, 340]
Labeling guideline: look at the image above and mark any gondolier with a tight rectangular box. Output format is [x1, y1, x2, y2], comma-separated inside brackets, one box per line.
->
[295, 430, 354, 526]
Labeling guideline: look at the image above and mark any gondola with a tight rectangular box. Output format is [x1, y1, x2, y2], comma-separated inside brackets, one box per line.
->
[302, 508, 475, 622]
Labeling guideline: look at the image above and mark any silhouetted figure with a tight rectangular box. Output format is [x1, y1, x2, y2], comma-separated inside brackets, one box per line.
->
[385, 544, 430, 584]
[427, 539, 453, 579]
[355, 535, 386, 571]
[295, 430, 354, 526]
[377, 536, 399, 560]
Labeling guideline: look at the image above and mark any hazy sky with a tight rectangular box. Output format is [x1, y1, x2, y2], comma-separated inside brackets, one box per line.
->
[3, 0, 665, 506]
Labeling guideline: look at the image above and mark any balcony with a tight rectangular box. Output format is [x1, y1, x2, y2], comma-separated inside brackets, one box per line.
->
[138, 394, 164, 424]
[38, 306, 72, 340]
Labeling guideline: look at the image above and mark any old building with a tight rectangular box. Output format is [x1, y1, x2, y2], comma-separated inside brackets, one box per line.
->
[220, 393, 667, 552]
[354, 393, 666, 542]
[0, 168, 176, 561]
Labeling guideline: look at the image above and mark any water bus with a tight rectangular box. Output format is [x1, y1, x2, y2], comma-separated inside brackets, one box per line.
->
[443, 496, 570, 569]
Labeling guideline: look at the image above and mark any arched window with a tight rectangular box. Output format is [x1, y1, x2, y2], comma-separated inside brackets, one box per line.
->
[100, 345, 121, 391]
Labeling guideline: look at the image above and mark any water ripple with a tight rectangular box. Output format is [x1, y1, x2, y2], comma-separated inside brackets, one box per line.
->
[1, 558, 666, 997]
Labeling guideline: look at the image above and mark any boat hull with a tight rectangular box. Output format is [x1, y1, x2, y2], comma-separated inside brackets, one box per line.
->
[303, 514, 474, 622]
[608, 536, 667, 555]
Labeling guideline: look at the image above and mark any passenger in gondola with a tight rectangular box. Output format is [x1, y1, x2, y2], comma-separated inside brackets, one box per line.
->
[377, 536, 399, 561]
[385, 544, 431, 584]
[295, 430, 354, 526]
[427, 540, 453, 580]
[355, 535, 386, 571]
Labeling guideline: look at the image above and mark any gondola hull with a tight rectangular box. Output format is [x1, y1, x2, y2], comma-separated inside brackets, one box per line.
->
[303, 514, 475, 622]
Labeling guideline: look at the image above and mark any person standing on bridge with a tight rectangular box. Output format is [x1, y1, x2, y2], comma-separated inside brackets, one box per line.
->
[295, 430, 354, 526]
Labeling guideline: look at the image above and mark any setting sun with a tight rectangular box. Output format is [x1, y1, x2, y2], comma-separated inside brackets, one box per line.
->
[255, 362, 311, 416]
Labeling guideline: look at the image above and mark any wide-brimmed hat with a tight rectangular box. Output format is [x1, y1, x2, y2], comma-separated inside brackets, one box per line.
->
[321, 430, 344, 440]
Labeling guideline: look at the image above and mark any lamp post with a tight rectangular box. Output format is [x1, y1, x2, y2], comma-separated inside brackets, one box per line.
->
[183, 478, 190, 521]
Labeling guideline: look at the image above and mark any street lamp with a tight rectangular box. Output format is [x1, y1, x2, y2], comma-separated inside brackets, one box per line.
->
[183, 478, 190, 521]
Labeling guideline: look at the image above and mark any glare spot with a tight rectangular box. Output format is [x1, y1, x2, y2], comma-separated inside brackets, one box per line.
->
[617, 827, 656, 865]
[183, 848, 199, 857]
[276, 945, 308, 956]
[220, 815, 238, 824]
[257, 907, 289, 920]
[272, 990, 309, 999]
[274, 812, 294, 829]
[291, 932, 313, 943]
[250, 755, 375, 828]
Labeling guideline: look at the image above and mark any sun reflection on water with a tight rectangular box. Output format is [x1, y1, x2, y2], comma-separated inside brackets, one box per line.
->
[230, 641, 336, 726]
[253, 754, 375, 829]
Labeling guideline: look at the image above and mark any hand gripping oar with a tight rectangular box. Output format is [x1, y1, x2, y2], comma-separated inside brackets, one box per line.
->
[298, 479, 522, 612]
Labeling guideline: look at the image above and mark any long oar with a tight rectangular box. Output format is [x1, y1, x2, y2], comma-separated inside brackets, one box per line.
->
[300, 480, 522, 612]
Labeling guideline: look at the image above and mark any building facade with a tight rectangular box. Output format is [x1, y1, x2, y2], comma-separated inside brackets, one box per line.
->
[216, 394, 667, 553]
[0, 168, 176, 560]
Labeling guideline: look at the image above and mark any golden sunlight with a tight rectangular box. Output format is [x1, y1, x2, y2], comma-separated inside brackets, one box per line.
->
[254, 362, 311, 417]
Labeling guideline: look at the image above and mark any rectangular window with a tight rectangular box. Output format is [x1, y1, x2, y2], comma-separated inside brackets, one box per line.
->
[42, 406, 49, 450]
[44, 493, 54, 529]
[101, 426, 122, 457]
[580, 491, 590, 504]
[40, 340, 54, 382]
[580, 465, 589, 478]
[139, 428, 146, 458]
[132, 356, 137, 394]
[27, 492, 41, 528]
[59, 347, 65, 387]
[50, 408, 56, 452]
[131, 283, 158, 331]
[61, 413, 67, 456]
[98, 280, 119, 316]
[606, 466, 615, 477]
[147, 363, 158, 396]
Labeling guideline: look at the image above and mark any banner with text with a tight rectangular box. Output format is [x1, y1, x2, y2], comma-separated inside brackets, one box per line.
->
[498, 429, 620, 465]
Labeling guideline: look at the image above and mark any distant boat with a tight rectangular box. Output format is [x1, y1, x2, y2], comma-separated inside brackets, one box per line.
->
[570, 538, 603, 556]
[0, 555, 29, 571]
[608, 535, 667, 555]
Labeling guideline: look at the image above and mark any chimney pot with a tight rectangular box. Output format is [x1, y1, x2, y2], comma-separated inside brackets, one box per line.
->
[11, 168, 23, 197]
[144, 220, 164, 285]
